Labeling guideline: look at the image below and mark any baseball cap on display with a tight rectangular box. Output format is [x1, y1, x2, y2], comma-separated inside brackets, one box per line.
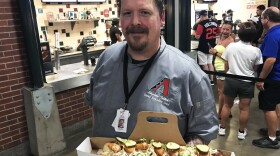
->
[199, 10, 208, 16]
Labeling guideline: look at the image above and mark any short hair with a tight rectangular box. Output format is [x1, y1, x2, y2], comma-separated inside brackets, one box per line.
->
[120, 0, 164, 16]
[262, 8, 280, 23]
[257, 5, 266, 11]
[154, 0, 164, 16]
[112, 18, 119, 26]
[238, 22, 257, 42]
[199, 10, 208, 17]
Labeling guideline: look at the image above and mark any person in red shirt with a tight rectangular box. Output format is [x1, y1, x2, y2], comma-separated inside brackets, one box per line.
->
[195, 10, 221, 85]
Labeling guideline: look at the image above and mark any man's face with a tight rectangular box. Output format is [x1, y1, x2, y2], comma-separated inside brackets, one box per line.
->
[256, 9, 263, 16]
[260, 13, 269, 29]
[200, 15, 208, 20]
[120, 0, 164, 52]
[221, 24, 232, 38]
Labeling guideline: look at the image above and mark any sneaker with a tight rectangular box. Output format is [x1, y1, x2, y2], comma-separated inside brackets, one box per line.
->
[238, 129, 247, 140]
[259, 128, 280, 141]
[218, 125, 226, 136]
[252, 137, 280, 149]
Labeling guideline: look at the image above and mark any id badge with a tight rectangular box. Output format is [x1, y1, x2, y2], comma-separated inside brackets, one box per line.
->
[112, 108, 130, 133]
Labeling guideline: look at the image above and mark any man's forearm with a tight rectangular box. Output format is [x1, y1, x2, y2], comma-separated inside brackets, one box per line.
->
[259, 58, 276, 79]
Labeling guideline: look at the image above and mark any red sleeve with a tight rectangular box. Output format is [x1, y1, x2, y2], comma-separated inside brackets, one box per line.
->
[196, 24, 204, 36]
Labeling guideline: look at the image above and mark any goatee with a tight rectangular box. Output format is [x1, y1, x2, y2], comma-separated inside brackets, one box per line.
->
[128, 40, 148, 52]
[126, 25, 149, 52]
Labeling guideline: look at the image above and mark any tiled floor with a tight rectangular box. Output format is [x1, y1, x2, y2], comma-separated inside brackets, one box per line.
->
[59, 84, 280, 156]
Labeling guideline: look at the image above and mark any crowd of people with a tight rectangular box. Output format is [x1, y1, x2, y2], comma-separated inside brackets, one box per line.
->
[194, 5, 280, 149]
[84, 0, 280, 151]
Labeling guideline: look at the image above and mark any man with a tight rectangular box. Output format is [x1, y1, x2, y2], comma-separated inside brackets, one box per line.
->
[225, 9, 233, 23]
[221, 13, 226, 25]
[118, 119, 124, 128]
[195, 10, 220, 85]
[252, 5, 266, 46]
[252, 7, 280, 149]
[110, 18, 122, 44]
[85, 0, 218, 145]
[192, 14, 203, 37]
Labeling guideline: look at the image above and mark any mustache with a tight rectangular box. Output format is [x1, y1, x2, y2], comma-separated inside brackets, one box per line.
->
[126, 26, 149, 34]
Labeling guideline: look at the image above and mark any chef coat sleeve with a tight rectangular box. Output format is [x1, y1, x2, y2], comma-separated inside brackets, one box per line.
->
[186, 75, 219, 143]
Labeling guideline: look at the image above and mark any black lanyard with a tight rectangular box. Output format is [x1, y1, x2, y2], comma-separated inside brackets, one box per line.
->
[123, 45, 159, 110]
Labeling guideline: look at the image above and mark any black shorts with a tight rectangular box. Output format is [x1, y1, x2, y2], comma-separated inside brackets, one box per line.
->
[258, 83, 280, 111]
[223, 78, 255, 98]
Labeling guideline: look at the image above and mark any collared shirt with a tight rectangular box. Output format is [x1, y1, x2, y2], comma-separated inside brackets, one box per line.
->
[259, 25, 280, 80]
[222, 41, 263, 81]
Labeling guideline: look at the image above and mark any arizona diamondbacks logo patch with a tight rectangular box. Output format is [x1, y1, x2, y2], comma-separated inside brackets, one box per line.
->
[150, 78, 170, 97]
[144, 78, 171, 106]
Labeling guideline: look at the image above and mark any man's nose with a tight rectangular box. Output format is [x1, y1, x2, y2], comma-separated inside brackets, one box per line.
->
[132, 14, 141, 25]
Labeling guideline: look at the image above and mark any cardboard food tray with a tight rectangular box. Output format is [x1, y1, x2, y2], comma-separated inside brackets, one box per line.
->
[77, 111, 235, 156]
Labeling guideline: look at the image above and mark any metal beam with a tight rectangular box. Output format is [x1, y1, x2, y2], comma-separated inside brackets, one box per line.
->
[164, 0, 175, 46]
[179, 0, 191, 52]
[19, 0, 45, 89]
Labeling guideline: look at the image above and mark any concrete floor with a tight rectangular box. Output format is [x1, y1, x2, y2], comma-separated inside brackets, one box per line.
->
[209, 85, 280, 156]
[58, 84, 280, 156]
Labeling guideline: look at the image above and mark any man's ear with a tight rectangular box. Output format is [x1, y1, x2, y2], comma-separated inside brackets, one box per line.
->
[161, 10, 166, 27]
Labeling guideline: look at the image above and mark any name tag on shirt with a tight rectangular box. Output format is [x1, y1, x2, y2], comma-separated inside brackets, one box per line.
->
[112, 108, 130, 133]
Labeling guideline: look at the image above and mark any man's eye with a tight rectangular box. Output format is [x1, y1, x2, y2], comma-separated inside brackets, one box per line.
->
[122, 12, 131, 16]
[140, 11, 150, 16]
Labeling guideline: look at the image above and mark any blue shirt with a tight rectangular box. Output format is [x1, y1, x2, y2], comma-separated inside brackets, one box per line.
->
[260, 25, 280, 80]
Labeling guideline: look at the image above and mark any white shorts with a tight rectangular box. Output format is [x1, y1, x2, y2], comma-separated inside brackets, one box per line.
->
[216, 75, 225, 80]
[197, 51, 213, 65]
[216, 70, 225, 80]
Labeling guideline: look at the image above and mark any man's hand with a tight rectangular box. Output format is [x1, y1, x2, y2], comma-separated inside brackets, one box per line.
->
[209, 48, 216, 55]
[258, 38, 263, 44]
[256, 82, 265, 91]
[195, 35, 201, 39]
